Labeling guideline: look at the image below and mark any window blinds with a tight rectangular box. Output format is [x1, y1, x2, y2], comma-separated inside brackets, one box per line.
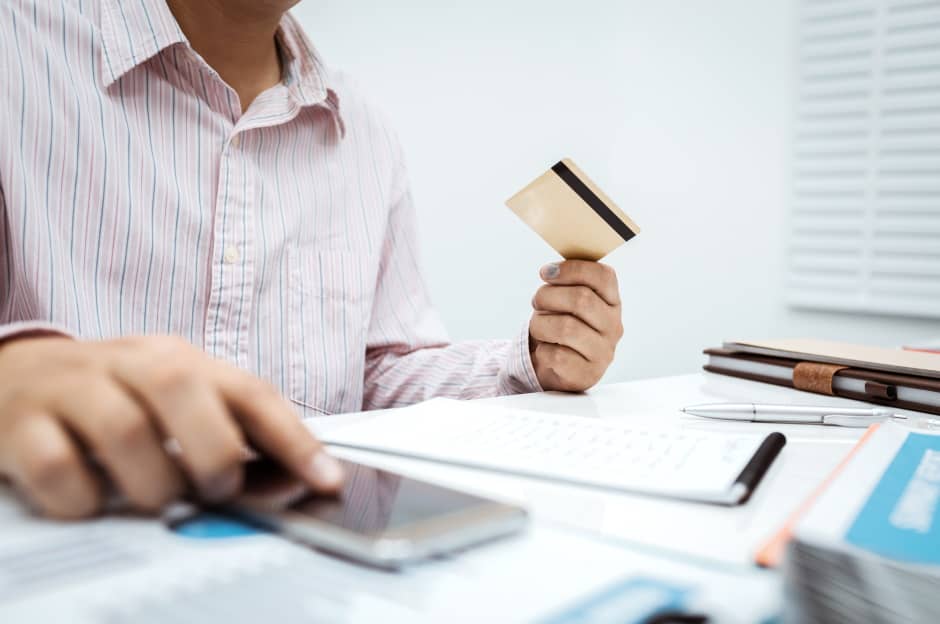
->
[790, 0, 940, 318]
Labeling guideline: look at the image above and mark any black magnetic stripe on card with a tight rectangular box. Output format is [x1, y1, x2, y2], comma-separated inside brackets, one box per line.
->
[550, 161, 635, 242]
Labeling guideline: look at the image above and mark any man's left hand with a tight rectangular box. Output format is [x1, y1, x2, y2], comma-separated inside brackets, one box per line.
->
[529, 260, 623, 392]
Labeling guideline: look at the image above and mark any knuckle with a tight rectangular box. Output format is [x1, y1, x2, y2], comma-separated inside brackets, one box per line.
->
[559, 316, 579, 335]
[127, 497, 164, 514]
[162, 334, 192, 350]
[544, 346, 562, 366]
[22, 446, 76, 491]
[529, 315, 546, 337]
[562, 348, 581, 368]
[550, 349, 567, 370]
[202, 444, 245, 481]
[149, 363, 194, 393]
[240, 377, 279, 403]
[532, 285, 551, 308]
[567, 262, 585, 281]
[44, 493, 102, 520]
[54, 372, 92, 397]
[554, 347, 574, 370]
[575, 287, 594, 309]
[0, 395, 34, 423]
[89, 382, 130, 413]
[194, 449, 244, 503]
[537, 344, 559, 367]
[149, 335, 194, 359]
[110, 412, 151, 451]
[130, 479, 182, 512]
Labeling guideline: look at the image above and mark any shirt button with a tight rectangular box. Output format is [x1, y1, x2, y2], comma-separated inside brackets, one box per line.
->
[230, 134, 241, 148]
[223, 246, 240, 264]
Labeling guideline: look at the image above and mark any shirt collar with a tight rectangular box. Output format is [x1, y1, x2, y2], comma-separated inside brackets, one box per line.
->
[278, 13, 346, 136]
[98, 1, 345, 136]
[99, 0, 187, 88]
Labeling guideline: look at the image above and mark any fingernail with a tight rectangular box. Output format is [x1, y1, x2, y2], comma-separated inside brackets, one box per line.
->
[306, 451, 345, 490]
[203, 469, 241, 503]
[541, 263, 561, 280]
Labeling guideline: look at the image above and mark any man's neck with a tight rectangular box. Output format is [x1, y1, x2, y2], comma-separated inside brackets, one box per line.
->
[166, 0, 286, 114]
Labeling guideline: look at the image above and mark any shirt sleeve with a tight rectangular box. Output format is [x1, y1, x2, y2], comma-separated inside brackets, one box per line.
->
[0, 321, 73, 345]
[0, 188, 73, 346]
[362, 176, 542, 411]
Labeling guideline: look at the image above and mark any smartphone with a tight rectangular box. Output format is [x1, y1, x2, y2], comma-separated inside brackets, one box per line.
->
[223, 458, 529, 569]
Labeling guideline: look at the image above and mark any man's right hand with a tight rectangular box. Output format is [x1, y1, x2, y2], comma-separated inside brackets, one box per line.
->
[0, 335, 344, 519]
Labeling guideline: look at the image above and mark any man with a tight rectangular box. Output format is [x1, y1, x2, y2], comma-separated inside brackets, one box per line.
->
[0, 0, 623, 519]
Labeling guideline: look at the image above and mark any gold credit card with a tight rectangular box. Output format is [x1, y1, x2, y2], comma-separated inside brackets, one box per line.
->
[506, 158, 640, 261]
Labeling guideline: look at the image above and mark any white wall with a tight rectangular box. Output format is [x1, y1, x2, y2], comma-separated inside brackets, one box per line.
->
[293, 0, 939, 383]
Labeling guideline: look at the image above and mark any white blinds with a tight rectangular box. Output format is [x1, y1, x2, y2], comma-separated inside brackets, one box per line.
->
[789, 0, 940, 318]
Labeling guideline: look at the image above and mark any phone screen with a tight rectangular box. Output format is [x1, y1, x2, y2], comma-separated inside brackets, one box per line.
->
[236, 459, 497, 535]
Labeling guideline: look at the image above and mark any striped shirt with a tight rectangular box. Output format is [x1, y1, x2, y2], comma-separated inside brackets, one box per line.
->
[0, 0, 541, 417]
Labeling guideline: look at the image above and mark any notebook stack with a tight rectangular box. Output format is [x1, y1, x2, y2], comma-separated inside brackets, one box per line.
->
[702, 338, 940, 415]
[784, 537, 940, 624]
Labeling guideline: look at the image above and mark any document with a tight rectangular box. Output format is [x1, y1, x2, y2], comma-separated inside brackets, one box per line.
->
[0, 488, 780, 623]
[318, 399, 784, 505]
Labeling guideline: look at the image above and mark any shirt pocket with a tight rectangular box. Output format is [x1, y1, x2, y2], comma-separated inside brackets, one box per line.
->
[287, 248, 371, 416]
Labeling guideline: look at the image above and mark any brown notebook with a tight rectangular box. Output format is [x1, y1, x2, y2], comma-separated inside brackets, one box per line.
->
[724, 338, 940, 380]
[703, 342, 940, 416]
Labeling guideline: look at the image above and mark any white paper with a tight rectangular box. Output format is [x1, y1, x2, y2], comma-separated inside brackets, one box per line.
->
[318, 399, 770, 504]
[0, 490, 779, 624]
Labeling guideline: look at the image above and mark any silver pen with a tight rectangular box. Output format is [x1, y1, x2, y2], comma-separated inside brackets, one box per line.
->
[681, 403, 907, 428]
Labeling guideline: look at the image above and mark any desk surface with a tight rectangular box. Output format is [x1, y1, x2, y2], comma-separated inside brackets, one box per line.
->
[324, 372, 892, 568]
[1, 372, 901, 623]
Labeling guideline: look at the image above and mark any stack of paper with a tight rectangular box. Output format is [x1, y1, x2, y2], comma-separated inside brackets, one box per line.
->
[785, 537, 940, 624]
[771, 422, 940, 623]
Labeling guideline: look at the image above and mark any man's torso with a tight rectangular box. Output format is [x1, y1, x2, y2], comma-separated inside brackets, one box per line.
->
[0, 0, 402, 415]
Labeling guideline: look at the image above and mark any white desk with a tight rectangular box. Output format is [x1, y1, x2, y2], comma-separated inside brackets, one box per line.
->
[322, 372, 899, 567]
[2, 372, 905, 623]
